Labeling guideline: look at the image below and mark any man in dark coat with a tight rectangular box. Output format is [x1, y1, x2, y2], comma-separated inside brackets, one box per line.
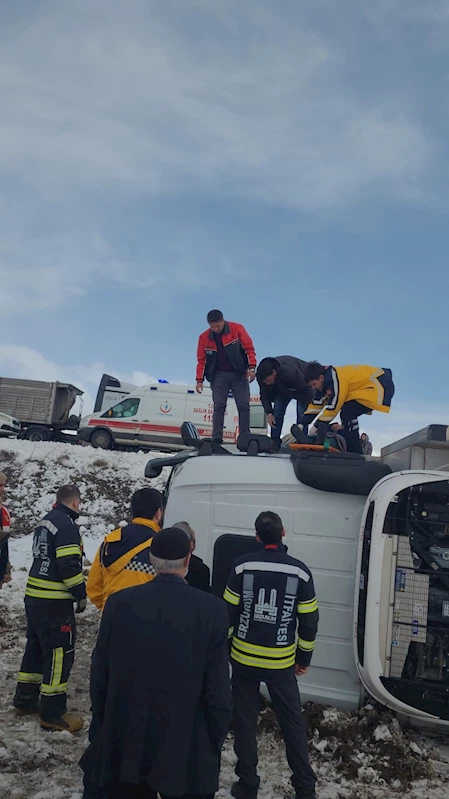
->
[256, 357, 312, 452]
[174, 521, 210, 593]
[80, 527, 232, 799]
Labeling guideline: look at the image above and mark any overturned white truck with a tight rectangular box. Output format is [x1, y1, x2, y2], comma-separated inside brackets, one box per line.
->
[145, 425, 449, 730]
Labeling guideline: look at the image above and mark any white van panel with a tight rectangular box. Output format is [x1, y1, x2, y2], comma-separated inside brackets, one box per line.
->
[163, 454, 365, 710]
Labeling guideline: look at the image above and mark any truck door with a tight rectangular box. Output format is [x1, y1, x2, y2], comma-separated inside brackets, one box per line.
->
[356, 471, 449, 725]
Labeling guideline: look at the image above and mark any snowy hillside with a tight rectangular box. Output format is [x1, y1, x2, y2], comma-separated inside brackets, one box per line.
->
[0, 439, 167, 540]
[0, 440, 448, 799]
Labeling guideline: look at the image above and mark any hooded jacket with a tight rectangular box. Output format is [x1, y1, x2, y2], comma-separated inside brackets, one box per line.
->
[87, 518, 160, 611]
[301, 364, 394, 426]
[258, 356, 313, 413]
[361, 435, 373, 456]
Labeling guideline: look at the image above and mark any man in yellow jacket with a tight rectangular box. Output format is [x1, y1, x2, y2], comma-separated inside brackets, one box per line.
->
[300, 361, 395, 454]
[87, 488, 163, 611]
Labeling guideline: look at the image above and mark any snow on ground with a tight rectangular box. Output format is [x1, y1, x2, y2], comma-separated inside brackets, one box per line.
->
[1, 439, 449, 799]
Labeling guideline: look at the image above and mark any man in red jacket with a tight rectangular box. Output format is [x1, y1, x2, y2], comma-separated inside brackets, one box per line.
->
[196, 310, 257, 444]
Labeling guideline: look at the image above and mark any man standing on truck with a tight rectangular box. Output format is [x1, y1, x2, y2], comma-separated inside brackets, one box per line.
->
[300, 361, 395, 454]
[224, 511, 319, 799]
[13, 484, 86, 732]
[256, 357, 313, 452]
[196, 310, 257, 444]
[87, 488, 163, 611]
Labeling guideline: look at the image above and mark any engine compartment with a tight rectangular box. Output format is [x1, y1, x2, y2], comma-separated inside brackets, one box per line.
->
[382, 481, 449, 718]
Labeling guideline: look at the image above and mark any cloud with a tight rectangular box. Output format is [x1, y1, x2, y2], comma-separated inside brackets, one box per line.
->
[0, 0, 440, 314]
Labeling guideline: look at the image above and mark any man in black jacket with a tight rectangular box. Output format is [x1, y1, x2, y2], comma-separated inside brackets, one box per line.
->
[80, 527, 232, 799]
[256, 357, 312, 452]
[174, 521, 211, 592]
[13, 484, 86, 732]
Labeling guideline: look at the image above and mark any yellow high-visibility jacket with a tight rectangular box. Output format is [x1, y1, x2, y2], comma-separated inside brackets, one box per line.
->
[87, 517, 160, 611]
[302, 364, 394, 425]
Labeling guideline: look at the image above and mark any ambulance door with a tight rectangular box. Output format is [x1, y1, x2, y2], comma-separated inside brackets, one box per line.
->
[185, 388, 215, 439]
[137, 386, 185, 449]
[99, 395, 142, 445]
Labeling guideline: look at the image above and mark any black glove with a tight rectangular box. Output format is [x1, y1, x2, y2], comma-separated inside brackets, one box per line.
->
[75, 598, 87, 613]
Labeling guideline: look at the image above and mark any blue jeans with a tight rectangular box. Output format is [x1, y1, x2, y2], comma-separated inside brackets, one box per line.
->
[272, 395, 305, 441]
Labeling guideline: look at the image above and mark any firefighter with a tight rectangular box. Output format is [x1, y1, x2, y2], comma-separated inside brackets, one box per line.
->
[87, 487, 163, 612]
[0, 472, 12, 589]
[196, 309, 257, 444]
[13, 484, 86, 732]
[224, 511, 318, 799]
[300, 361, 395, 454]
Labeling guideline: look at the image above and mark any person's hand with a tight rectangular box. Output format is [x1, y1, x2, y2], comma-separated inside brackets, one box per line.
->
[75, 599, 87, 613]
[295, 664, 309, 676]
[196, 382, 203, 394]
[247, 370, 256, 383]
[330, 423, 343, 432]
[267, 413, 276, 428]
[3, 574, 12, 585]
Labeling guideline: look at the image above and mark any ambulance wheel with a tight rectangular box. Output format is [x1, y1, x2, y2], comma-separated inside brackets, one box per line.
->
[90, 429, 113, 449]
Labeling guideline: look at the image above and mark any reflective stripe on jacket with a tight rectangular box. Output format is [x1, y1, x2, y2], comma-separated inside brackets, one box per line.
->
[301, 364, 395, 425]
[25, 504, 86, 604]
[87, 517, 160, 611]
[224, 545, 319, 672]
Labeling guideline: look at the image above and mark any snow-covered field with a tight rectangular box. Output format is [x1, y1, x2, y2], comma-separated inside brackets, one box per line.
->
[0, 439, 448, 799]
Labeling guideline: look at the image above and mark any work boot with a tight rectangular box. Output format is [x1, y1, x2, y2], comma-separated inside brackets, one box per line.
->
[271, 439, 281, 453]
[13, 693, 39, 715]
[231, 781, 259, 799]
[290, 424, 309, 445]
[14, 703, 39, 716]
[40, 712, 83, 732]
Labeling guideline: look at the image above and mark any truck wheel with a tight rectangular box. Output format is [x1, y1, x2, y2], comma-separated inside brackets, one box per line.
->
[24, 427, 50, 443]
[90, 429, 113, 449]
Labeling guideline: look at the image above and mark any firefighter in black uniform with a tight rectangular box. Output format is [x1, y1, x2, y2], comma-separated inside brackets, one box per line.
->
[224, 511, 319, 799]
[13, 484, 87, 732]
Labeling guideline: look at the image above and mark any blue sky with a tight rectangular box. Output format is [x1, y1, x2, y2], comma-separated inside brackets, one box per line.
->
[1, 0, 449, 451]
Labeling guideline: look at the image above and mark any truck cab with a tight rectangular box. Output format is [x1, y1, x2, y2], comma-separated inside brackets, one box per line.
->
[145, 426, 449, 730]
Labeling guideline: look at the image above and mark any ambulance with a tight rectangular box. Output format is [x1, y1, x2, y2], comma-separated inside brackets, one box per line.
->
[77, 373, 266, 451]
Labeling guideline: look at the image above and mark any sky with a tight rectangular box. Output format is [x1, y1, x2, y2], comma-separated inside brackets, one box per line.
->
[1, 0, 449, 452]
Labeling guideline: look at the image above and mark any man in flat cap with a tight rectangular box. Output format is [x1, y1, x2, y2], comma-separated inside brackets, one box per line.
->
[80, 527, 232, 799]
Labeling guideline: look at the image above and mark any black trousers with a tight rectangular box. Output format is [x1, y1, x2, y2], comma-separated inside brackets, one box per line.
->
[339, 401, 371, 454]
[316, 400, 370, 454]
[14, 602, 76, 721]
[232, 668, 316, 793]
[211, 370, 250, 442]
